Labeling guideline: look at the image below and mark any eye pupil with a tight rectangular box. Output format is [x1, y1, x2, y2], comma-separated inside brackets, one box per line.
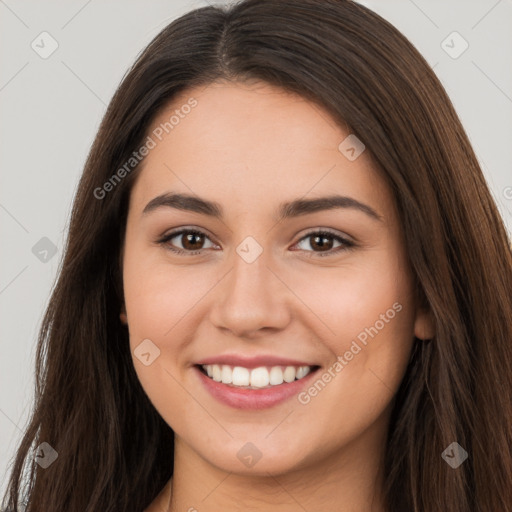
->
[183, 232, 204, 250]
[311, 234, 334, 251]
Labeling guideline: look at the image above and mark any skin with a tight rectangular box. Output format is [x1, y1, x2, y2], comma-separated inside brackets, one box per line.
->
[119, 80, 435, 512]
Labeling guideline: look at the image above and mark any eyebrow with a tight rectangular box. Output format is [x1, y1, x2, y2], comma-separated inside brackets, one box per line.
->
[142, 192, 383, 223]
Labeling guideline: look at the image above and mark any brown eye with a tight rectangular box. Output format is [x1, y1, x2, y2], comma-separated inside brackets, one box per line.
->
[160, 229, 216, 255]
[180, 231, 206, 250]
[294, 230, 354, 257]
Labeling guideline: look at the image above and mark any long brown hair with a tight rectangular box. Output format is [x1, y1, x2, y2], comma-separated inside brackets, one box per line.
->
[2, 1, 511, 510]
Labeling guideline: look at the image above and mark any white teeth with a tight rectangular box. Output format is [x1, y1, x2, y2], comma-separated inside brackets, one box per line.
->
[283, 366, 296, 383]
[221, 365, 232, 384]
[232, 366, 250, 386]
[201, 364, 313, 388]
[296, 366, 311, 379]
[212, 364, 222, 382]
[269, 366, 284, 385]
[250, 367, 270, 388]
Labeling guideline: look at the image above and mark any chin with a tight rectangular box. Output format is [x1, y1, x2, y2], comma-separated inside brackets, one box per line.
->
[195, 436, 313, 476]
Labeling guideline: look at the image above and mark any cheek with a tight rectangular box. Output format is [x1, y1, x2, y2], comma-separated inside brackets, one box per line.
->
[286, 247, 414, 387]
[124, 270, 194, 370]
[123, 248, 195, 343]
[286, 250, 413, 353]
[288, 251, 415, 435]
[122, 246, 199, 420]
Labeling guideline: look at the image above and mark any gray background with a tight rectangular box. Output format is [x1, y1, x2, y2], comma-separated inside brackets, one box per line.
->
[1, 0, 511, 496]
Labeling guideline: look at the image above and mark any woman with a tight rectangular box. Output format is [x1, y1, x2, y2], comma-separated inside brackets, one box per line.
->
[2, 0, 511, 511]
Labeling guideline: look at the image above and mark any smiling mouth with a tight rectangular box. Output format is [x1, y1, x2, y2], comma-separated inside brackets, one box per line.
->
[196, 364, 320, 389]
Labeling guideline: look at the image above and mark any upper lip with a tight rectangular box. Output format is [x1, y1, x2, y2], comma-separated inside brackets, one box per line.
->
[195, 354, 318, 369]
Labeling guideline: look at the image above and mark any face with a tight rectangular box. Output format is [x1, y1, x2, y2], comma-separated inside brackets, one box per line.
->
[120, 80, 434, 476]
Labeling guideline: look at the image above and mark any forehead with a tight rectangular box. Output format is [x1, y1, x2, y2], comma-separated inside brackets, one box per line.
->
[149, 80, 350, 161]
[130, 80, 395, 223]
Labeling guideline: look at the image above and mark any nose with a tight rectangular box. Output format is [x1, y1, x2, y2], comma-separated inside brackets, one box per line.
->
[208, 242, 292, 338]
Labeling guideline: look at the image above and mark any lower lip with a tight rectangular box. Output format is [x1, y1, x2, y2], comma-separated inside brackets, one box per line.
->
[194, 366, 319, 409]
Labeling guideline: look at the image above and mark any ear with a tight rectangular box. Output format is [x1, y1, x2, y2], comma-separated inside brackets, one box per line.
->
[413, 306, 435, 340]
[120, 303, 128, 325]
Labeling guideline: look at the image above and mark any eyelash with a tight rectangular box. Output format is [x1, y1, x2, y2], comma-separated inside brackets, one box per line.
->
[157, 228, 355, 258]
